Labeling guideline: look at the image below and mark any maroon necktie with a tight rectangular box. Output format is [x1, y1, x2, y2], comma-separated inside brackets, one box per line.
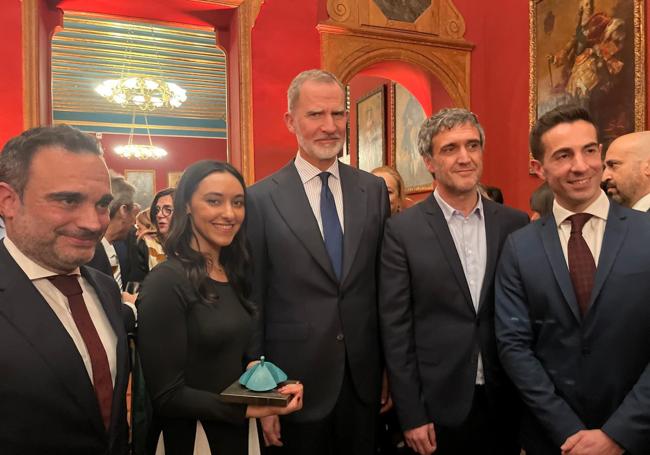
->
[48, 275, 113, 430]
[567, 213, 596, 317]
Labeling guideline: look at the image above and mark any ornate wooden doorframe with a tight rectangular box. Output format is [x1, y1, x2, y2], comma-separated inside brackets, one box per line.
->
[319, 0, 472, 107]
[21, 0, 262, 184]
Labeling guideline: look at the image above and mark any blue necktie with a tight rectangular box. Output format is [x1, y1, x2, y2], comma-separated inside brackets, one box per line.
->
[319, 172, 343, 280]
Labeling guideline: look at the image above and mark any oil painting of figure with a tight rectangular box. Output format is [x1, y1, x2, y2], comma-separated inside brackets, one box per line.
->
[534, 0, 637, 147]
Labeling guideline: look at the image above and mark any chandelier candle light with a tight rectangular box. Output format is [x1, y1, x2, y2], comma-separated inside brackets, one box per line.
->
[95, 77, 187, 111]
[114, 109, 168, 160]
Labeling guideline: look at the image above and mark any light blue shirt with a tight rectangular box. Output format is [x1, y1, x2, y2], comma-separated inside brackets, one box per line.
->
[433, 189, 487, 384]
[433, 189, 487, 310]
[0, 218, 5, 240]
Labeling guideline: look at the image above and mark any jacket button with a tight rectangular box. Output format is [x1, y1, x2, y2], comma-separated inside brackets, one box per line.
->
[336, 333, 344, 341]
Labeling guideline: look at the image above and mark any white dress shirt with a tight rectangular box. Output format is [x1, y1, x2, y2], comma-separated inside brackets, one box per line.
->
[434, 189, 487, 385]
[4, 237, 117, 385]
[294, 152, 345, 236]
[0, 217, 5, 240]
[553, 190, 609, 267]
[632, 192, 650, 212]
[101, 237, 122, 289]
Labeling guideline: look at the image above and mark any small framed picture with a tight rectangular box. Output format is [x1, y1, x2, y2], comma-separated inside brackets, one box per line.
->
[168, 171, 183, 188]
[356, 86, 385, 172]
[125, 169, 156, 209]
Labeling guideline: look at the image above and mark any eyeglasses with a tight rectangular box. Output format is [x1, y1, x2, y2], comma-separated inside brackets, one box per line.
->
[153, 205, 173, 217]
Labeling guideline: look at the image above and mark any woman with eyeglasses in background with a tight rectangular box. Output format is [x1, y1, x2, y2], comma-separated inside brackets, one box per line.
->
[131, 188, 175, 282]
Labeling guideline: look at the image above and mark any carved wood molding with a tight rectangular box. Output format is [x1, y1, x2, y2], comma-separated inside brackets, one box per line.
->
[317, 0, 474, 107]
[319, 0, 472, 108]
[326, 0, 466, 39]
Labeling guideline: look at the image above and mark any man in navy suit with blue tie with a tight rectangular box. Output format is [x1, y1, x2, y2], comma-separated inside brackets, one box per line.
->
[496, 105, 650, 454]
[247, 69, 389, 454]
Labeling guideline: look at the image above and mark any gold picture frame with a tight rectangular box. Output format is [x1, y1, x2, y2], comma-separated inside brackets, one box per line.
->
[125, 169, 156, 210]
[529, 0, 645, 163]
[356, 86, 386, 172]
[391, 83, 433, 194]
[168, 171, 183, 188]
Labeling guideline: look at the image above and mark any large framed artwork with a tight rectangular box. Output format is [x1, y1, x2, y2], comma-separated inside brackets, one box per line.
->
[125, 169, 156, 209]
[530, 0, 645, 151]
[356, 86, 385, 172]
[392, 83, 431, 193]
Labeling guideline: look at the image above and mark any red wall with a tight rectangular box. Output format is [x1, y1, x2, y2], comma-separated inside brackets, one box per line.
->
[100, 133, 227, 191]
[0, 0, 24, 147]
[455, 0, 540, 210]
[251, 0, 322, 178]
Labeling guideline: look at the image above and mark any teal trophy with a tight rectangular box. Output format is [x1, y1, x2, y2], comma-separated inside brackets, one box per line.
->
[238, 356, 288, 392]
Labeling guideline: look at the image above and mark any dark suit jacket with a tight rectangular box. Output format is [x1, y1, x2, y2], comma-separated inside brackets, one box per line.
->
[87, 241, 112, 277]
[495, 202, 650, 454]
[247, 160, 389, 421]
[0, 241, 130, 455]
[379, 194, 528, 434]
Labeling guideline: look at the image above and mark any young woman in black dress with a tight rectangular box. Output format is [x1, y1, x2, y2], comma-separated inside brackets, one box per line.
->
[137, 161, 303, 454]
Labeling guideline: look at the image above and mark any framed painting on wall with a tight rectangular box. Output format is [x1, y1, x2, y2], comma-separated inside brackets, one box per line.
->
[392, 83, 431, 193]
[125, 169, 156, 209]
[356, 86, 385, 172]
[529, 0, 645, 152]
[168, 171, 183, 188]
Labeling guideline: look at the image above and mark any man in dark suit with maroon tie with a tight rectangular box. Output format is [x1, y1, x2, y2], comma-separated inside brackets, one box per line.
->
[0, 126, 130, 454]
[496, 105, 650, 454]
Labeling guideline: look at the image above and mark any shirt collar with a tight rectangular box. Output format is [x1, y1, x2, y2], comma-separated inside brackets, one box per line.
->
[632, 192, 650, 212]
[553, 189, 610, 227]
[3, 236, 80, 280]
[433, 188, 484, 222]
[294, 151, 340, 184]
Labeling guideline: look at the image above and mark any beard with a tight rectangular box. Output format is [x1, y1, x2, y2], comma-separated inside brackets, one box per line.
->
[11, 213, 102, 273]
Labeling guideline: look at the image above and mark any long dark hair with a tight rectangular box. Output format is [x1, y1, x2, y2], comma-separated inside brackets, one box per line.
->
[164, 161, 253, 312]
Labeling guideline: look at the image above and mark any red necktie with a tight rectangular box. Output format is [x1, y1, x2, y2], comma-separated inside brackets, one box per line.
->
[48, 275, 113, 430]
[567, 213, 596, 317]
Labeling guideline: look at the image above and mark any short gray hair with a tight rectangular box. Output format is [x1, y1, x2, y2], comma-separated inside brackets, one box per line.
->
[0, 125, 102, 198]
[108, 170, 136, 219]
[417, 108, 485, 158]
[287, 69, 345, 112]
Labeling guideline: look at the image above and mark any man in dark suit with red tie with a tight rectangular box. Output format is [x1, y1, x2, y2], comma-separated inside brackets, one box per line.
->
[0, 125, 130, 454]
[496, 105, 650, 454]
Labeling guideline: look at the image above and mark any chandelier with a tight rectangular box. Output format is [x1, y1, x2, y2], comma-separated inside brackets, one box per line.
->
[95, 77, 187, 111]
[114, 110, 168, 160]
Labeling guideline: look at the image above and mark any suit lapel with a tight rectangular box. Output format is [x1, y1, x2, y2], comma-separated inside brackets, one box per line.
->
[270, 162, 338, 283]
[0, 243, 105, 434]
[539, 215, 581, 323]
[478, 198, 500, 313]
[422, 195, 474, 314]
[340, 164, 366, 285]
[589, 204, 627, 307]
